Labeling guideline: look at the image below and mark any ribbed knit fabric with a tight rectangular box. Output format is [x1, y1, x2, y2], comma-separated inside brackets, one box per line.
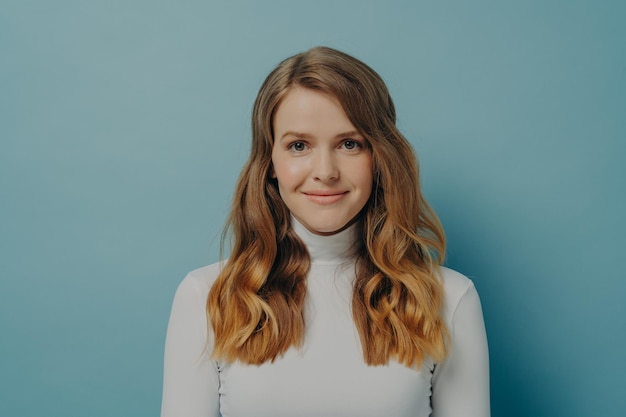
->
[161, 219, 490, 417]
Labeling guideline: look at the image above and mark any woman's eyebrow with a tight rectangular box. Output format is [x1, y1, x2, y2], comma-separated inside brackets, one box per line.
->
[280, 131, 312, 141]
[335, 130, 361, 139]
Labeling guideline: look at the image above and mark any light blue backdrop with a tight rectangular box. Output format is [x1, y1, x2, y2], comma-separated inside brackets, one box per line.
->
[1, 1, 624, 416]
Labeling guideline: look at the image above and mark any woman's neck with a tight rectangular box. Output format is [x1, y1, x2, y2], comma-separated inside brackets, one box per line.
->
[291, 216, 360, 264]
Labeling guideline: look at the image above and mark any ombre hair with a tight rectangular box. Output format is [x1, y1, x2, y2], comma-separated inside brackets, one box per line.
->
[208, 46, 448, 366]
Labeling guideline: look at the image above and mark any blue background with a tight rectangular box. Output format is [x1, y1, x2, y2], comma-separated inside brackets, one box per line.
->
[1, 1, 624, 416]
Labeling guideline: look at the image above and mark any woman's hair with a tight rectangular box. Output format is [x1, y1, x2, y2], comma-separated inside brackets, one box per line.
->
[207, 46, 448, 366]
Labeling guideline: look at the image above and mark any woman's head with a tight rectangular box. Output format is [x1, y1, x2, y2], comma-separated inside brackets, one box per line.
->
[244, 45, 424, 236]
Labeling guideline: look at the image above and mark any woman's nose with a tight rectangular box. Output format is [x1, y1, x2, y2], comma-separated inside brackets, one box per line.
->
[312, 151, 339, 182]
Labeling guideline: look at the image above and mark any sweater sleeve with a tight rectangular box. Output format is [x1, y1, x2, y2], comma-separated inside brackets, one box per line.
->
[431, 281, 490, 417]
[161, 273, 221, 417]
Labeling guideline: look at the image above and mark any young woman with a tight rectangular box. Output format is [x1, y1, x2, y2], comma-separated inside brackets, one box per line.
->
[161, 46, 490, 417]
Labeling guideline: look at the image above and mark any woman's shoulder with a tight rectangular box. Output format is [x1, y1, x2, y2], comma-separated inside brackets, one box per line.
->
[437, 266, 481, 321]
[438, 266, 475, 293]
[175, 260, 226, 299]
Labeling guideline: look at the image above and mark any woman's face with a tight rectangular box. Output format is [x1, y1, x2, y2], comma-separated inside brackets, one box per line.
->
[271, 86, 373, 235]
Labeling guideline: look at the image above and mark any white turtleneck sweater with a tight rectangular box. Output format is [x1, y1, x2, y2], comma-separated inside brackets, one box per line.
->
[161, 220, 490, 417]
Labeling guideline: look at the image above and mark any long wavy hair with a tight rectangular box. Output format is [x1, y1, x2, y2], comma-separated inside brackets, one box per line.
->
[207, 46, 448, 366]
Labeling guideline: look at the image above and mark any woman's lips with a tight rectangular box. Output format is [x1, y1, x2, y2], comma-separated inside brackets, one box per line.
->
[303, 191, 348, 205]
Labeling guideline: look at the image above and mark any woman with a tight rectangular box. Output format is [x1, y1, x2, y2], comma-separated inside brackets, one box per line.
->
[161, 46, 490, 417]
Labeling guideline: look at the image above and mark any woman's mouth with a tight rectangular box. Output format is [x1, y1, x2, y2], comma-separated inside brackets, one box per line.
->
[303, 191, 348, 205]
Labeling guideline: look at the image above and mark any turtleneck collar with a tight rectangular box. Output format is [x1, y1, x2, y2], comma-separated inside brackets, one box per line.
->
[291, 216, 360, 264]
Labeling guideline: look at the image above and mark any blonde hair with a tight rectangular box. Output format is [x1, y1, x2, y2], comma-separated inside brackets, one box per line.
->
[208, 46, 448, 366]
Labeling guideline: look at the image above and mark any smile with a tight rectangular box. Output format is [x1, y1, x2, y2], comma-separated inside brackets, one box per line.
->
[303, 191, 348, 205]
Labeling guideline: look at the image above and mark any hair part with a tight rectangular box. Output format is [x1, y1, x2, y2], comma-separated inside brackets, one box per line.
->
[208, 46, 448, 366]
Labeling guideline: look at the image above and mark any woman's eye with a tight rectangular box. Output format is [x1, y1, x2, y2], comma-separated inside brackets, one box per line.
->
[342, 140, 361, 150]
[289, 141, 307, 152]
